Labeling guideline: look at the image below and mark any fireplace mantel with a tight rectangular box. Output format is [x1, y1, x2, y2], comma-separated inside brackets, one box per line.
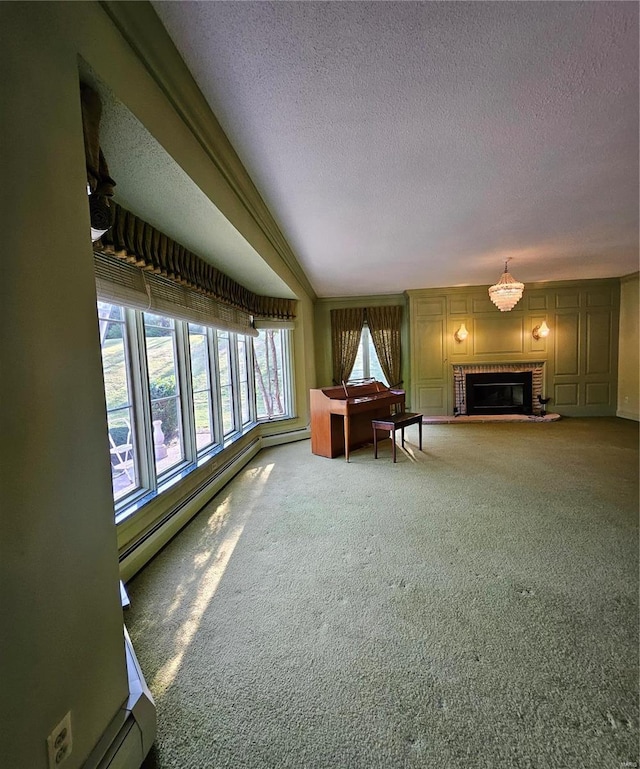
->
[453, 362, 545, 416]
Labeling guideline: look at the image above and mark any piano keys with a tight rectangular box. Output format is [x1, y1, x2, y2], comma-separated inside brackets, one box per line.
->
[310, 380, 405, 461]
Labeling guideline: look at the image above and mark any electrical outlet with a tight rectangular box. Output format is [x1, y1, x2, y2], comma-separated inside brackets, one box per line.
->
[46, 711, 72, 768]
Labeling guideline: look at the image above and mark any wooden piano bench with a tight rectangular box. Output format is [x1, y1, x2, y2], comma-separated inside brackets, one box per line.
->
[372, 412, 423, 463]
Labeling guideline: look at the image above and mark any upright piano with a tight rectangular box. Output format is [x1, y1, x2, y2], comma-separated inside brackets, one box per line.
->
[310, 380, 405, 461]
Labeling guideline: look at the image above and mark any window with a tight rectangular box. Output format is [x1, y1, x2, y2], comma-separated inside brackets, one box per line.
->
[236, 334, 252, 427]
[99, 302, 139, 501]
[350, 325, 388, 384]
[216, 330, 235, 437]
[189, 323, 216, 452]
[253, 329, 292, 420]
[97, 302, 295, 518]
[144, 313, 185, 476]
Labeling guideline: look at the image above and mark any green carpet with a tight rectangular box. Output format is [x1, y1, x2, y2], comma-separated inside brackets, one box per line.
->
[129, 417, 639, 769]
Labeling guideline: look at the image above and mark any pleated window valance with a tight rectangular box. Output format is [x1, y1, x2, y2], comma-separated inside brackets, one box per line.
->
[81, 83, 296, 325]
[94, 203, 296, 322]
[95, 252, 258, 336]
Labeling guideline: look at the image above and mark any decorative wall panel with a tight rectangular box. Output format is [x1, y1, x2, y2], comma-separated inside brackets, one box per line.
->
[473, 317, 524, 355]
[416, 297, 446, 316]
[586, 382, 610, 405]
[587, 289, 614, 307]
[554, 383, 579, 405]
[418, 387, 445, 410]
[408, 279, 619, 417]
[586, 311, 611, 374]
[528, 295, 548, 311]
[556, 292, 580, 309]
[414, 318, 444, 380]
[449, 298, 469, 315]
[472, 297, 496, 314]
[554, 313, 579, 375]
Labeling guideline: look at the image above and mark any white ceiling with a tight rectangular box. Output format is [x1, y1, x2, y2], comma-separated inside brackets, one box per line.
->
[152, 1, 639, 298]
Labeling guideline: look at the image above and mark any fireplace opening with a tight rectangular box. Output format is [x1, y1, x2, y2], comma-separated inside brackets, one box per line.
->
[465, 372, 533, 415]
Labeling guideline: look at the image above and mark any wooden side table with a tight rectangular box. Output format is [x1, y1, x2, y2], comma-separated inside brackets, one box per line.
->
[372, 412, 423, 463]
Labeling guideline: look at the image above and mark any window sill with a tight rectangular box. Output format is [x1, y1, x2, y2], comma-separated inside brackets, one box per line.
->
[114, 424, 260, 525]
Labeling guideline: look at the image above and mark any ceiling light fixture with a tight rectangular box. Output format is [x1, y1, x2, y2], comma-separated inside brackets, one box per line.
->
[488, 258, 524, 312]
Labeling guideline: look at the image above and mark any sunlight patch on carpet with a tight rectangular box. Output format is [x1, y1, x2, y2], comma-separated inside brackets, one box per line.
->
[151, 463, 274, 695]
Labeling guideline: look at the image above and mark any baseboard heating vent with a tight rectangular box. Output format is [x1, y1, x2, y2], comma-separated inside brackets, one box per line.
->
[83, 629, 156, 769]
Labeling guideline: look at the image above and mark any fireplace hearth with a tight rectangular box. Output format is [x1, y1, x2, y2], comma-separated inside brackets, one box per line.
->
[465, 372, 533, 415]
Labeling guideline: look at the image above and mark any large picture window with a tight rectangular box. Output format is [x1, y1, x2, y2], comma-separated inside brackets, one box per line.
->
[189, 323, 216, 452]
[99, 302, 139, 501]
[144, 313, 185, 476]
[96, 302, 295, 519]
[236, 335, 252, 427]
[253, 329, 292, 420]
[216, 330, 236, 437]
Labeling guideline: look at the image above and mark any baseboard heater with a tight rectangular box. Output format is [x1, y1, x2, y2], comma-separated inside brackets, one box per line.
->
[260, 426, 310, 448]
[83, 628, 156, 769]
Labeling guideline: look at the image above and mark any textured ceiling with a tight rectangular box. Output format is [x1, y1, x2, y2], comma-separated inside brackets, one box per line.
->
[152, 1, 639, 297]
[84, 67, 295, 299]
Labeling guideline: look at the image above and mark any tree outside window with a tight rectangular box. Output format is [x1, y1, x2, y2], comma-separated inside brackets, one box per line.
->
[97, 302, 294, 517]
[254, 329, 289, 419]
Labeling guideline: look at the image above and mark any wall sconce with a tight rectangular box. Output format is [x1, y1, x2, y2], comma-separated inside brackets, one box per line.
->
[532, 320, 550, 340]
[454, 322, 469, 343]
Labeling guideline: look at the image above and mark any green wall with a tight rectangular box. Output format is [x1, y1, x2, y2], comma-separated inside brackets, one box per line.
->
[312, 277, 636, 419]
[618, 273, 639, 421]
[2, 6, 129, 767]
[1, 3, 317, 768]
[407, 278, 621, 417]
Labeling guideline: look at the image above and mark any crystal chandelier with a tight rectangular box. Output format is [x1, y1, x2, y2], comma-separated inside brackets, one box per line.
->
[488, 258, 524, 311]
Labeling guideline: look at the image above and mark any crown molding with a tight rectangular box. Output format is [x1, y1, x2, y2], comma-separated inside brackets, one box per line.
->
[100, 0, 317, 302]
[405, 275, 622, 296]
[316, 292, 406, 305]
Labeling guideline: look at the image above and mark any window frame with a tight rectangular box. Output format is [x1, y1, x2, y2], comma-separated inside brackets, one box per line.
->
[236, 333, 255, 428]
[253, 327, 295, 422]
[187, 322, 219, 457]
[143, 311, 191, 481]
[99, 303, 141, 503]
[97, 302, 280, 522]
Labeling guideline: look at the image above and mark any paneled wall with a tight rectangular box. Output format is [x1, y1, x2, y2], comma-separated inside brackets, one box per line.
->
[407, 278, 620, 417]
[617, 273, 639, 420]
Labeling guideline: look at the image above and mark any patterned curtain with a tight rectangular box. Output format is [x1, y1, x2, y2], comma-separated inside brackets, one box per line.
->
[331, 308, 365, 385]
[366, 305, 403, 387]
[81, 83, 116, 233]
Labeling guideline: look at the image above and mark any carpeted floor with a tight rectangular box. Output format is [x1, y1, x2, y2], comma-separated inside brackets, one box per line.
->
[128, 417, 639, 769]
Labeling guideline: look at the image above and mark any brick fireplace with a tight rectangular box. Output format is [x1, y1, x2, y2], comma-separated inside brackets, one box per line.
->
[453, 363, 545, 416]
